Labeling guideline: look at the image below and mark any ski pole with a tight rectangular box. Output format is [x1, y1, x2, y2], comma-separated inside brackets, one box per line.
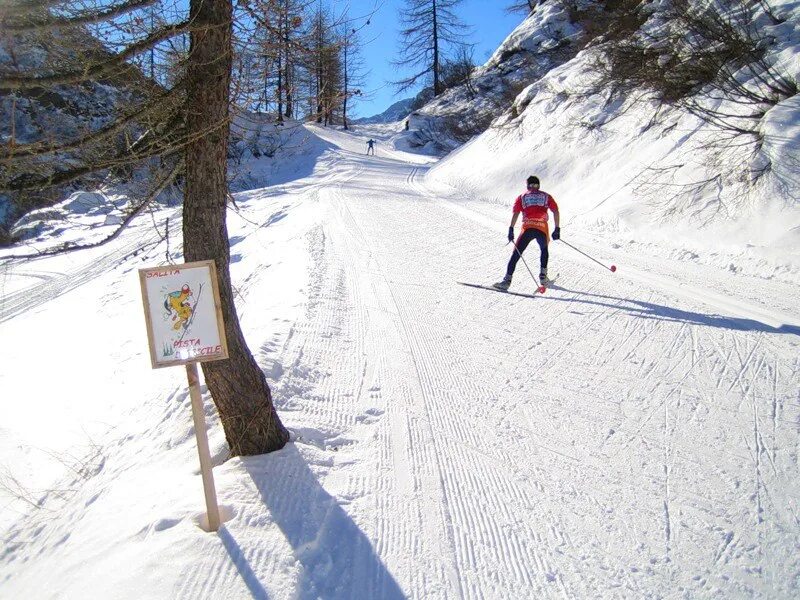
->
[558, 239, 617, 273]
[508, 240, 546, 293]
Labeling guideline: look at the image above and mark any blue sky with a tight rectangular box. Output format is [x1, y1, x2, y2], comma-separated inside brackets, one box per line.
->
[345, 0, 524, 118]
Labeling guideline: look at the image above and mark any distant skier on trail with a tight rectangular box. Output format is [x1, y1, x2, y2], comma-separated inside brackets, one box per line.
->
[493, 175, 560, 291]
[366, 139, 376, 155]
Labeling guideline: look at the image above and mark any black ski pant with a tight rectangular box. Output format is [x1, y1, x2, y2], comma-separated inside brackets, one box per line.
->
[505, 228, 548, 281]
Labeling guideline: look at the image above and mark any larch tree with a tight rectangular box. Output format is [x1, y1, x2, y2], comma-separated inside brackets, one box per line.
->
[307, 2, 339, 124]
[183, 0, 289, 455]
[394, 0, 469, 97]
[269, 0, 308, 120]
[506, 1, 538, 15]
[239, 0, 295, 119]
[0, 0, 290, 455]
[339, 10, 368, 130]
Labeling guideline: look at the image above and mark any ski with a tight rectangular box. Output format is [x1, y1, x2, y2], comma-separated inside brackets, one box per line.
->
[458, 282, 545, 298]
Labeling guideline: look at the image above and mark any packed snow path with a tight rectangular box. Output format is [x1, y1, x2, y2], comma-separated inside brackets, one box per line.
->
[1, 125, 799, 599]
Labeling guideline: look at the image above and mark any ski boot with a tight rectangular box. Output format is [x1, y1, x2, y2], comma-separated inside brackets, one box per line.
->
[492, 278, 511, 291]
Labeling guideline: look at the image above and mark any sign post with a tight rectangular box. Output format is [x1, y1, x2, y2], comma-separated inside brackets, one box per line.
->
[139, 260, 229, 532]
[186, 362, 220, 531]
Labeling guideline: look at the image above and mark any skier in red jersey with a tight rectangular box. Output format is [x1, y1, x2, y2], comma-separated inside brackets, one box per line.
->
[493, 175, 560, 291]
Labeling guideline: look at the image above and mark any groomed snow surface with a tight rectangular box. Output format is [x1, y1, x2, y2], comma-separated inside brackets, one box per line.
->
[1, 124, 799, 599]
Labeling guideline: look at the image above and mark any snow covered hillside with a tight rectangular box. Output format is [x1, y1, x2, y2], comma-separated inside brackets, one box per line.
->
[401, 0, 587, 154]
[355, 98, 416, 124]
[1, 123, 799, 599]
[0, 25, 157, 240]
[411, 0, 800, 281]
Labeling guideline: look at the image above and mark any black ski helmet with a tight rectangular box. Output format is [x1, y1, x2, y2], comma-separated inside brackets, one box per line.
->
[527, 175, 540, 188]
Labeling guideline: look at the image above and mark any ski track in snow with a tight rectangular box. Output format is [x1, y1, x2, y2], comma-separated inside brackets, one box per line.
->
[0, 208, 178, 324]
[2, 125, 800, 599]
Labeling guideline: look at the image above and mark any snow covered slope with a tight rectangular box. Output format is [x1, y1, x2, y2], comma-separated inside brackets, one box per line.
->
[1, 124, 799, 599]
[0, 26, 157, 238]
[402, 1, 586, 153]
[355, 98, 415, 124]
[2, 1, 800, 597]
[426, 0, 800, 282]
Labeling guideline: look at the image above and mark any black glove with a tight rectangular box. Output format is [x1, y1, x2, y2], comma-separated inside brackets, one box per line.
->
[552, 227, 561, 240]
[507, 227, 514, 242]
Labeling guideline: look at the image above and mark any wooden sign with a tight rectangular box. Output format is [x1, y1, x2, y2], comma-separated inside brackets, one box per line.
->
[139, 260, 227, 532]
[139, 260, 229, 369]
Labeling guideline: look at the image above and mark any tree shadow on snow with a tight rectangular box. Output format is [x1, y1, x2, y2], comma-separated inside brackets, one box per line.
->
[548, 285, 800, 336]
[218, 527, 272, 600]
[242, 444, 405, 600]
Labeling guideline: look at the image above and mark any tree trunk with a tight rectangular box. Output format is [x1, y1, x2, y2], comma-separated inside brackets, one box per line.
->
[277, 51, 284, 122]
[183, 0, 290, 456]
[432, 0, 441, 96]
[342, 42, 349, 130]
[284, 64, 293, 119]
[283, 9, 293, 119]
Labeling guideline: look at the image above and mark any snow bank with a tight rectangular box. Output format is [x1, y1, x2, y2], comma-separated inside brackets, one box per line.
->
[11, 190, 131, 244]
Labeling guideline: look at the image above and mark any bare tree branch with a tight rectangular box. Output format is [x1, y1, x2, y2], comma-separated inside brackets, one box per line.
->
[6, 157, 183, 259]
[0, 19, 191, 90]
[1, 0, 158, 32]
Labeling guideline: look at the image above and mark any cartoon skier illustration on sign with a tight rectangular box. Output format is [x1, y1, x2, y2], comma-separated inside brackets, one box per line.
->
[164, 284, 194, 331]
[140, 261, 225, 368]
